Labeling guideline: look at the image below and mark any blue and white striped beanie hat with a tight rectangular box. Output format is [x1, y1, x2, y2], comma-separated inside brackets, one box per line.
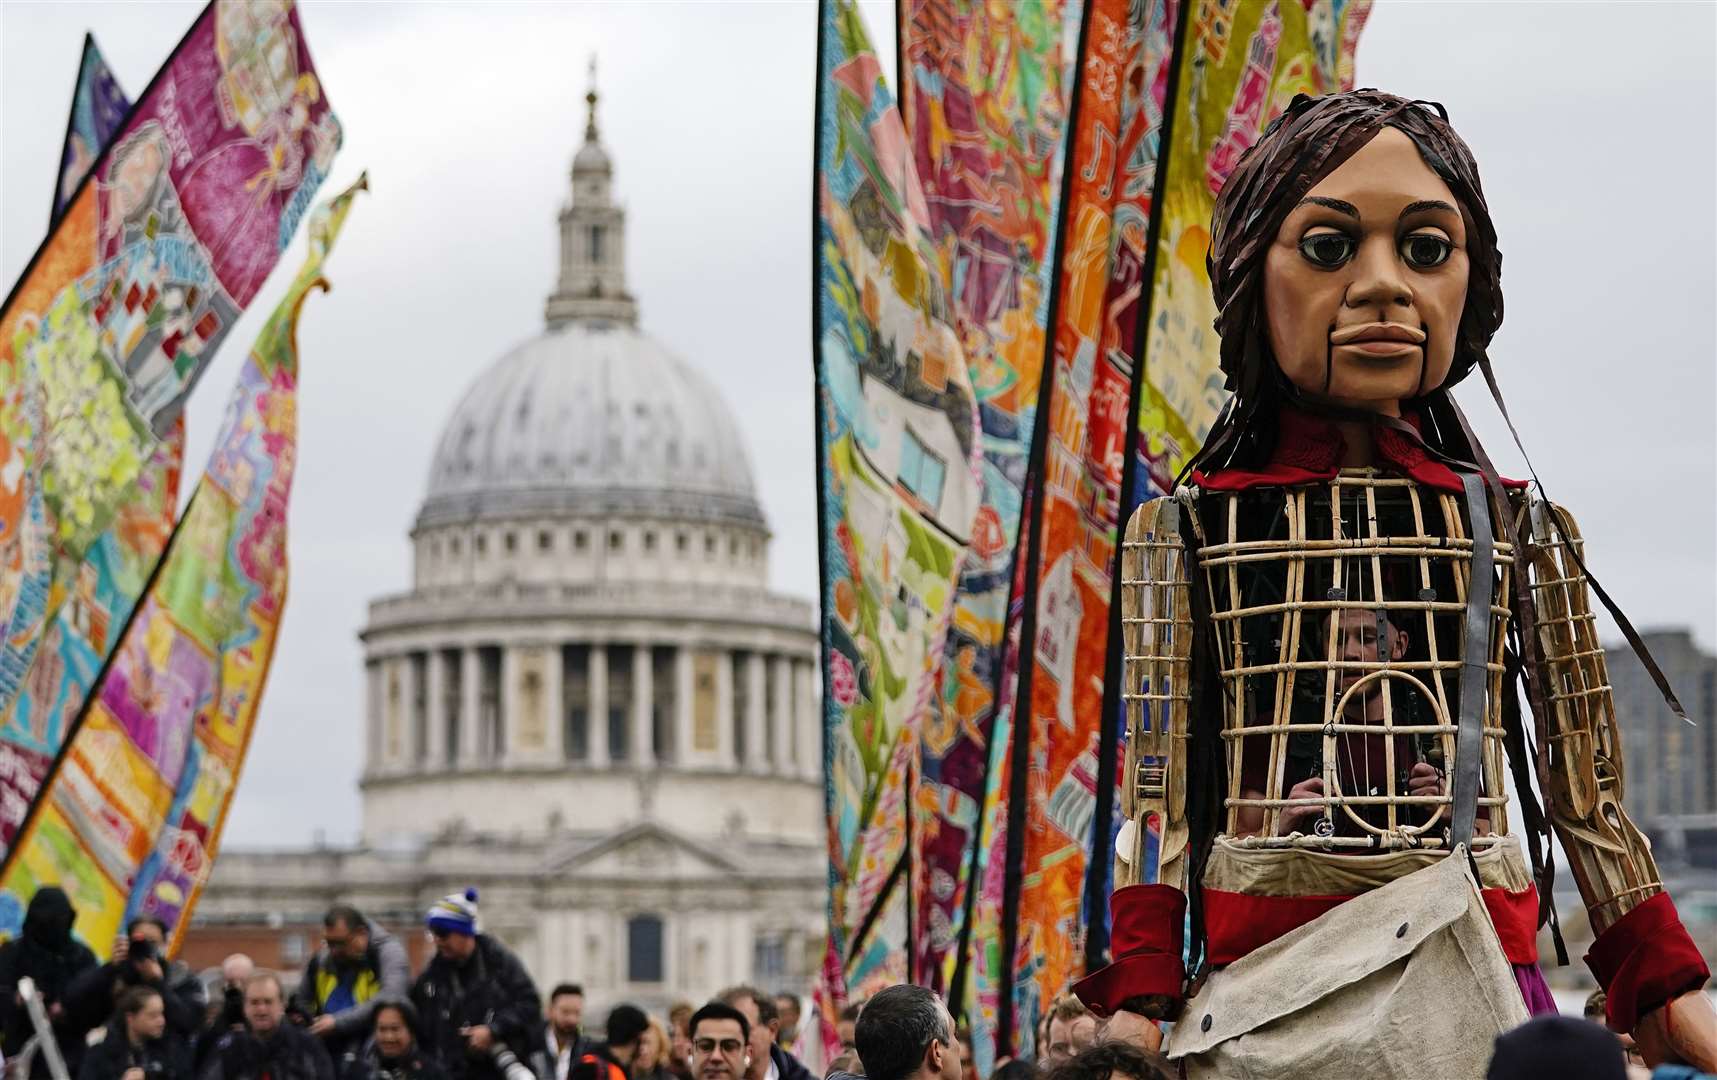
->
[426, 888, 479, 936]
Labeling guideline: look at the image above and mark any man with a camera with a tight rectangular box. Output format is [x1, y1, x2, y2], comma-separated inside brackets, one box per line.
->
[66, 916, 207, 1045]
[198, 973, 333, 1080]
[409, 890, 539, 1080]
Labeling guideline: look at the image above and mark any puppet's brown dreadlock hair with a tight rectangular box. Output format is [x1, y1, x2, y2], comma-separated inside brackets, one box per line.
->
[1183, 89, 1503, 480]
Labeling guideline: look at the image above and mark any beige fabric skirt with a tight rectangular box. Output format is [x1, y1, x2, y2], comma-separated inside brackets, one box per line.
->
[1167, 846, 1529, 1080]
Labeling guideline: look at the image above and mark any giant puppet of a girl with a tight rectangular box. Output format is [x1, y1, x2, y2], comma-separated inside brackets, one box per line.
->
[1072, 90, 1715, 1078]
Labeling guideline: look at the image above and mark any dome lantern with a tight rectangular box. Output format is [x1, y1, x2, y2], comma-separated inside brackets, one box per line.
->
[547, 56, 636, 328]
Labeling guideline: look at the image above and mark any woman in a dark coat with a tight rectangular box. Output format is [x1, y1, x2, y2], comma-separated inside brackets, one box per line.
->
[78, 985, 190, 1080]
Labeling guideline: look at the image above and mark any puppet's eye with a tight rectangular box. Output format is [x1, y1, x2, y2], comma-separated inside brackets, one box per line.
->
[1298, 232, 1354, 269]
[1401, 233, 1453, 269]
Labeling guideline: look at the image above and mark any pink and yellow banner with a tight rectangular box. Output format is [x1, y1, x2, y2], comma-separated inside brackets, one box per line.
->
[0, 0, 340, 861]
[0, 177, 364, 951]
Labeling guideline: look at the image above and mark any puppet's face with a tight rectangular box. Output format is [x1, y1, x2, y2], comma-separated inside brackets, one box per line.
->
[1263, 126, 1469, 414]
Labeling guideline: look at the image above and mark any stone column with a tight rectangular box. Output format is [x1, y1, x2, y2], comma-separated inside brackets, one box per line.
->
[745, 653, 767, 773]
[365, 660, 382, 775]
[500, 645, 518, 765]
[543, 642, 565, 762]
[425, 651, 447, 771]
[589, 643, 610, 767]
[675, 646, 695, 766]
[633, 640, 655, 768]
[460, 647, 482, 767]
[796, 660, 819, 780]
[715, 650, 735, 769]
[770, 655, 793, 775]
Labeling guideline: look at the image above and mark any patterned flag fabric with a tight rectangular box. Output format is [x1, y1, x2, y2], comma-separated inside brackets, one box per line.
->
[52, 36, 133, 228]
[0, 177, 364, 951]
[1130, 0, 1368, 499]
[896, 0, 1079, 1001]
[815, 0, 1370, 1064]
[0, 0, 340, 858]
[981, 0, 1178, 1057]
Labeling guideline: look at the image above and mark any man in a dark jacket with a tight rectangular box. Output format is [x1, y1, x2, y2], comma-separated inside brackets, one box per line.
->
[711, 988, 812, 1080]
[65, 915, 207, 1044]
[409, 890, 540, 1080]
[292, 906, 410, 1071]
[566, 1005, 646, 1080]
[199, 974, 333, 1080]
[0, 886, 100, 1077]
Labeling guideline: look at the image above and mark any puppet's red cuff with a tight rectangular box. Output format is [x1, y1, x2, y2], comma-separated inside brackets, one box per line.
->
[1072, 884, 1186, 1017]
[1585, 892, 1710, 1032]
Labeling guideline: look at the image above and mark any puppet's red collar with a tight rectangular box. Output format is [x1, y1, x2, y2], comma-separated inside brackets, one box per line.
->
[1193, 407, 1527, 494]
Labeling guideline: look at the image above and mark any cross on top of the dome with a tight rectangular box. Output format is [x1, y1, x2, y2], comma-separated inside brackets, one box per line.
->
[584, 56, 600, 143]
[548, 57, 634, 327]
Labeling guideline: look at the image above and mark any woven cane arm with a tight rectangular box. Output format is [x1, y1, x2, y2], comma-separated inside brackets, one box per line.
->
[1116, 495, 1195, 890]
[1524, 497, 1662, 934]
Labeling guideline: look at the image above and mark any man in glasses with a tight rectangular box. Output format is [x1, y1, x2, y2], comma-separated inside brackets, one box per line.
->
[292, 905, 409, 1067]
[713, 987, 811, 1080]
[687, 1004, 750, 1080]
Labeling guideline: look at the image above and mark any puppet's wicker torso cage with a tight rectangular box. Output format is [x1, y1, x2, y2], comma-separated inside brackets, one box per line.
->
[1198, 470, 1512, 849]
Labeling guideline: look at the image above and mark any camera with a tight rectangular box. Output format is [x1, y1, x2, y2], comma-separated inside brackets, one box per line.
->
[489, 1044, 536, 1080]
[127, 937, 158, 965]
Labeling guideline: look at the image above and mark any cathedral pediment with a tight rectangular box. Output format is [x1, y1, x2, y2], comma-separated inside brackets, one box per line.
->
[548, 820, 740, 879]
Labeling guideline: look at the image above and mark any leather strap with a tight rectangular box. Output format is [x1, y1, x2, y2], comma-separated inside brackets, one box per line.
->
[1452, 471, 1493, 850]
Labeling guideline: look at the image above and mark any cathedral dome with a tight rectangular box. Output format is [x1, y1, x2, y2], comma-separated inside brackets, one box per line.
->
[418, 322, 763, 530]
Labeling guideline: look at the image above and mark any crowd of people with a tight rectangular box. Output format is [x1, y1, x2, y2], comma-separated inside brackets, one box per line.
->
[0, 886, 1703, 1080]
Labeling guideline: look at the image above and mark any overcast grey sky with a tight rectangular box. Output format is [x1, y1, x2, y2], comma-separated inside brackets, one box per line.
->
[1, 1, 1712, 849]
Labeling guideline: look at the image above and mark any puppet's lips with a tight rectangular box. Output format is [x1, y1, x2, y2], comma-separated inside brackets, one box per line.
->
[1330, 322, 1426, 347]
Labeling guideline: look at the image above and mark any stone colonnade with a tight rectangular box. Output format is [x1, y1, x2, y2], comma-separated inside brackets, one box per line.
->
[369, 642, 818, 779]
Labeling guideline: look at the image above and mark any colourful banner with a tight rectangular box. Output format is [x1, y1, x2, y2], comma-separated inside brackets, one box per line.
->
[986, 0, 1178, 1057]
[897, 0, 1079, 1003]
[814, 0, 978, 1017]
[0, 0, 340, 858]
[53, 35, 132, 227]
[1129, 0, 1367, 499]
[0, 176, 364, 952]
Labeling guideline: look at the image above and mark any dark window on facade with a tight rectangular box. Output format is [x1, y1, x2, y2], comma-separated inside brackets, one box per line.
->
[705, 534, 716, 556]
[610, 530, 624, 552]
[652, 646, 676, 762]
[608, 646, 633, 762]
[589, 224, 606, 263]
[644, 531, 657, 553]
[450, 536, 461, 556]
[478, 646, 503, 761]
[411, 653, 429, 764]
[627, 914, 663, 983]
[732, 650, 750, 762]
[753, 935, 786, 982]
[476, 534, 488, 557]
[575, 530, 589, 552]
[539, 530, 553, 552]
[563, 644, 590, 761]
[677, 532, 689, 553]
[504, 531, 518, 554]
[442, 650, 462, 764]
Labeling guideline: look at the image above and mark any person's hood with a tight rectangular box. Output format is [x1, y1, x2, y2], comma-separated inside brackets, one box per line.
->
[22, 887, 77, 950]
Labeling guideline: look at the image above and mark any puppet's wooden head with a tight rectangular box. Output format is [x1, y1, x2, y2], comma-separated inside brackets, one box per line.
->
[1206, 91, 1501, 425]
